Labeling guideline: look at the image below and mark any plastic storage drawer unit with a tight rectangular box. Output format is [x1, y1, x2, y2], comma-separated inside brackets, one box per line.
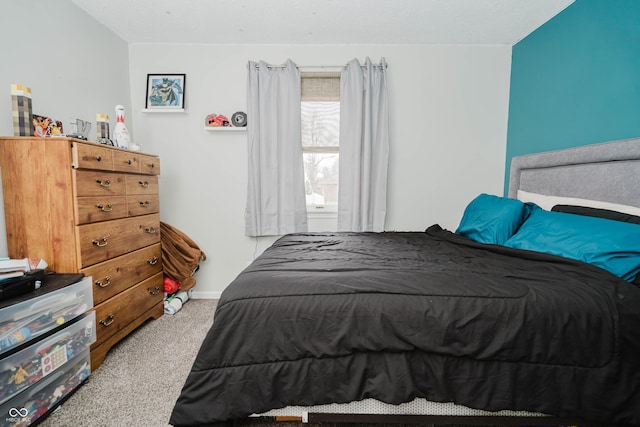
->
[0, 349, 91, 427]
[0, 311, 95, 404]
[0, 276, 92, 356]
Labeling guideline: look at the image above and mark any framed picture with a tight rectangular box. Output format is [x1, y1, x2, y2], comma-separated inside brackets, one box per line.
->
[145, 74, 186, 109]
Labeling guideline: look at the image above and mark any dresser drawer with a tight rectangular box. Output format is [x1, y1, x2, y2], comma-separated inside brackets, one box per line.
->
[76, 214, 161, 268]
[125, 174, 159, 195]
[93, 272, 163, 346]
[113, 150, 140, 173]
[80, 243, 162, 305]
[139, 154, 160, 175]
[127, 195, 160, 217]
[71, 142, 114, 171]
[74, 170, 126, 197]
[75, 195, 128, 224]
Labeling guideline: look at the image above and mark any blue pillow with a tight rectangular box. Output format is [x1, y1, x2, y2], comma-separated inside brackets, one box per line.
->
[456, 194, 531, 245]
[504, 207, 640, 282]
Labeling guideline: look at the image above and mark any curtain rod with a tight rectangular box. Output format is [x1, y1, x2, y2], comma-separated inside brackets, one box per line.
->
[254, 64, 387, 71]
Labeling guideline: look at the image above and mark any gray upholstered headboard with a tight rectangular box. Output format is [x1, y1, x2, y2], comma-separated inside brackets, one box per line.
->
[508, 137, 640, 209]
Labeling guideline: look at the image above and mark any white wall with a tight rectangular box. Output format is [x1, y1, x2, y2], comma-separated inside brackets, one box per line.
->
[0, 0, 131, 256]
[0, 3, 512, 298]
[129, 44, 512, 298]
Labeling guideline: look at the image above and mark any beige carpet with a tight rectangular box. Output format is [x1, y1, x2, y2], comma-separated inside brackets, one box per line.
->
[39, 299, 217, 427]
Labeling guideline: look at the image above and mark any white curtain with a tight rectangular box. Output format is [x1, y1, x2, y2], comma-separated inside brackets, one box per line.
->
[245, 59, 308, 237]
[338, 57, 389, 232]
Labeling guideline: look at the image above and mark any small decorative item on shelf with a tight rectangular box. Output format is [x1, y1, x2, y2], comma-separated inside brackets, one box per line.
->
[112, 105, 130, 149]
[205, 114, 231, 127]
[10, 84, 34, 136]
[32, 115, 63, 137]
[95, 114, 113, 146]
[67, 119, 91, 141]
[231, 111, 247, 127]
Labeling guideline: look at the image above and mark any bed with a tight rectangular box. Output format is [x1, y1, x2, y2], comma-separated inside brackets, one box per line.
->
[170, 138, 640, 427]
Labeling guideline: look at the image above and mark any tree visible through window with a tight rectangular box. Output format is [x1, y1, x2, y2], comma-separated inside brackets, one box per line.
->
[301, 72, 340, 211]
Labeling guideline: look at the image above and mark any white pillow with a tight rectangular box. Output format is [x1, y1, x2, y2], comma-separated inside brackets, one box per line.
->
[516, 190, 640, 217]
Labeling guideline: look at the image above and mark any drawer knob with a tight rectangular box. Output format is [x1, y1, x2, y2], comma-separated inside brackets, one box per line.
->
[138, 180, 149, 188]
[148, 256, 158, 265]
[92, 236, 109, 247]
[95, 276, 111, 288]
[97, 203, 113, 212]
[148, 286, 160, 295]
[145, 226, 157, 234]
[96, 178, 112, 188]
[139, 201, 150, 208]
[99, 314, 115, 327]
[96, 155, 102, 161]
[126, 159, 133, 165]
[150, 163, 155, 168]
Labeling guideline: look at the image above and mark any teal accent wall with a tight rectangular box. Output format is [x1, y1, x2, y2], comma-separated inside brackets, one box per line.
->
[505, 0, 640, 193]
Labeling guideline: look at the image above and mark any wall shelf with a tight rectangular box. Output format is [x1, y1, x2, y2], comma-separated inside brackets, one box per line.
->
[141, 108, 185, 113]
[204, 127, 246, 132]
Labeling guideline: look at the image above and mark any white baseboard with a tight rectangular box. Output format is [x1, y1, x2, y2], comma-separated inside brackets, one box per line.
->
[190, 290, 222, 300]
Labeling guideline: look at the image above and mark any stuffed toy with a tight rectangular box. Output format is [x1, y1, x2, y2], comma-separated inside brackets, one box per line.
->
[163, 276, 181, 294]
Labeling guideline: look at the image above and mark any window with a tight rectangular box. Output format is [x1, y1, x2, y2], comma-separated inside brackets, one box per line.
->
[301, 72, 340, 212]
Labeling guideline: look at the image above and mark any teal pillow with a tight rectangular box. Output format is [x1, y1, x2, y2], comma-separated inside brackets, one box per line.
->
[456, 194, 531, 245]
[504, 207, 640, 282]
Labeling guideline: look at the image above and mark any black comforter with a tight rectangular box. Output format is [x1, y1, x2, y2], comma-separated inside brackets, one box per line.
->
[170, 226, 640, 426]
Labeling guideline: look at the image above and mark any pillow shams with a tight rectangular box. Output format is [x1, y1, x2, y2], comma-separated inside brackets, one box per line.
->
[551, 204, 640, 224]
[456, 194, 531, 245]
[516, 190, 640, 216]
[504, 207, 640, 282]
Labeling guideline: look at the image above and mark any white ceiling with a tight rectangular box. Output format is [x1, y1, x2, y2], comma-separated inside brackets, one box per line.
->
[71, 0, 574, 45]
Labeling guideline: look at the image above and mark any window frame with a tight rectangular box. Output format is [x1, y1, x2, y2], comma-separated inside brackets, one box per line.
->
[301, 72, 341, 214]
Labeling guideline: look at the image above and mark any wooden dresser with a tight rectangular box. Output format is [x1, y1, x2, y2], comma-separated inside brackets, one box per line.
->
[0, 136, 164, 370]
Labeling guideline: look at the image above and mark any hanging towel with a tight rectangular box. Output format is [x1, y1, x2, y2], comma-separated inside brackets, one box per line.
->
[160, 222, 206, 291]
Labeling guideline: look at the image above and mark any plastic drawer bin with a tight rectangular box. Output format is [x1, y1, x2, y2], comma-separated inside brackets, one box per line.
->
[0, 276, 92, 356]
[0, 311, 95, 405]
[0, 349, 90, 427]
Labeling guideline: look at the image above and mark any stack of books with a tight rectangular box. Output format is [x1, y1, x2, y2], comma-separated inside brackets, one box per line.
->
[0, 258, 30, 281]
